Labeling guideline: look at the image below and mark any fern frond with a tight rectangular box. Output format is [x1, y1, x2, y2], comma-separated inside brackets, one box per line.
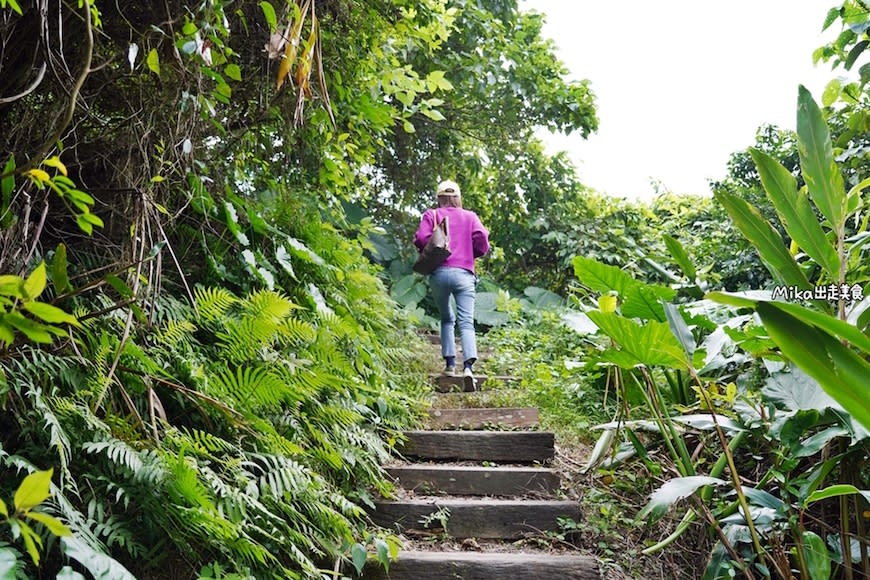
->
[209, 366, 287, 409]
[215, 319, 274, 362]
[243, 289, 301, 322]
[154, 319, 197, 349]
[194, 287, 239, 322]
[176, 427, 238, 456]
[276, 317, 317, 347]
[82, 438, 144, 473]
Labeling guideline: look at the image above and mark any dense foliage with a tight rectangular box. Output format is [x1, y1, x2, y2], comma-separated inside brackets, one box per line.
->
[2, 0, 868, 578]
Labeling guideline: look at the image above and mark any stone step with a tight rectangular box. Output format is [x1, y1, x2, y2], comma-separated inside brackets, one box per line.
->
[370, 498, 580, 539]
[426, 407, 539, 429]
[362, 550, 599, 579]
[385, 465, 559, 496]
[400, 431, 554, 462]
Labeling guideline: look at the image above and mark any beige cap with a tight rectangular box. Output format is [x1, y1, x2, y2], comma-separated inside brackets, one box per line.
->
[436, 179, 461, 197]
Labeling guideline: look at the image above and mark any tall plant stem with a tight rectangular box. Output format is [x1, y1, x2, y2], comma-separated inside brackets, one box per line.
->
[635, 370, 693, 476]
[840, 439, 854, 580]
[689, 367, 771, 577]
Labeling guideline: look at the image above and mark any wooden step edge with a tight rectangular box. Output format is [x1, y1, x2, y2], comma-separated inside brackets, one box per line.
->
[425, 407, 540, 429]
[385, 465, 560, 497]
[399, 430, 555, 462]
[362, 550, 600, 580]
[369, 498, 581, 540]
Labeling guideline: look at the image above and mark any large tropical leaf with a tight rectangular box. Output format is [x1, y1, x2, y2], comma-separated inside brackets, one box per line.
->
[572, 256, 636, 297]
[713, 190, 810, 288]
[638, 476, 727, 522]
[756, 301, 870, 431]
[796, 84, 846, 231]
[750, 147, 839, 277]
[587, 311, 686, 369]
[801, 531, 831, 580]
[621, 284, 669, 322]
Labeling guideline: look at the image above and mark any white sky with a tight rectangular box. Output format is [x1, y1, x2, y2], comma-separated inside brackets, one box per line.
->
[520, 1, 841, 200]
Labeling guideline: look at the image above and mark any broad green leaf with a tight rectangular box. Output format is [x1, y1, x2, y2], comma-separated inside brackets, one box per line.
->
[587, 311, 686, 369]
[801, 531, 831, 580]
[713, 190, 810, 288]
[638, 476, 726, 522]
[375, 538, 390, 571]
[260, 1, 277, 33]
[797, 85, 846, 230]
[22, 262, 47, 299]
[0, 321, 14, 345]
[52, 243, 70, 293]
[14, 468, 53, 512]
[351, 543, 367, 574]
[0, 497, 6, 517]
[425, 70, 453, 92]
[61, 536, 137, 580]
[4, 312, 54, 343]
[662, 234, 696, 280]
[0, 546, 17, 580]
[796, 426, 850, 457]
[757, 302, 870, 431]
[421, 108, 445, 121]
[573, 256, 637, 297]
[224, 63, 241, 82]
[523, 286, 563, 309]
[22, 302, 79, 326]
[822, 6, 840, 31]
[147, 48, 160, 75]
[75, 215, 93, 235]
[822, 78, 841, 106]
[0, 274, 23, 298]
[26, 511, 71, 536]
[622, 283, 672, 322]
[766, 301, 870, 355]
[750, 148, 839, 277]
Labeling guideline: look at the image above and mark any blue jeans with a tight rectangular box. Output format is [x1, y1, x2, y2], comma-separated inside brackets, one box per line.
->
[430, 267, 477, 363]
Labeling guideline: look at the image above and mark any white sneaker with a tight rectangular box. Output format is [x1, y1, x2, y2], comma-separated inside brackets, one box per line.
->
[462, 367, 477, 391]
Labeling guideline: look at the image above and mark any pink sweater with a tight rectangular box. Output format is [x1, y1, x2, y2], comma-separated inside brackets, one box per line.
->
[414, 207, 490, 273]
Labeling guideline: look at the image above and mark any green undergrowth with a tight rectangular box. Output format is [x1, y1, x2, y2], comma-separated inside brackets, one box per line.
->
[0, 211, 432, 578]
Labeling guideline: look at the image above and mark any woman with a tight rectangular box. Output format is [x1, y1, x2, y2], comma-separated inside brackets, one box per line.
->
[414, 179, 490, 390]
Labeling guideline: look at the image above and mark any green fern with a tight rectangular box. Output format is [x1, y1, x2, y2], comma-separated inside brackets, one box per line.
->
[154, 319, 196, 348]
[209, 366, 288, 409]
[242, 289, 301, 321]
[194, 287, 239, 322]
